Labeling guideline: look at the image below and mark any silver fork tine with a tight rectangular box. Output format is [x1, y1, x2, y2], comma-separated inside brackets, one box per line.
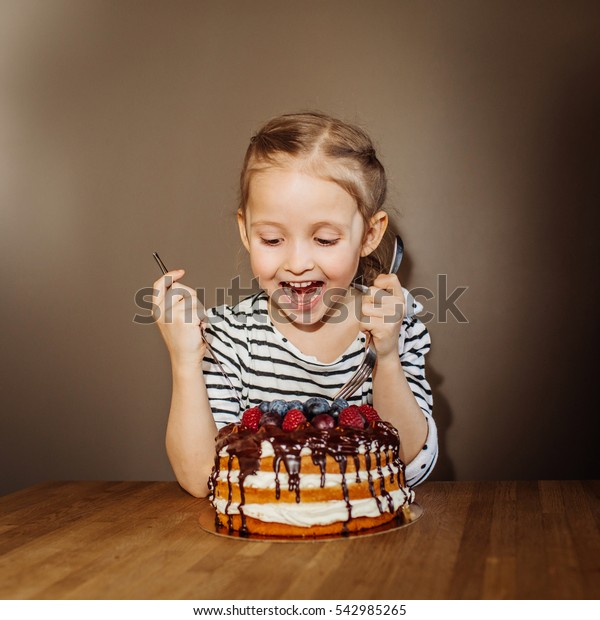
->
[336, 363, 373, 401]
[336, 370, 366, 401]
[334, 334, 376, 401]
[352, 354, 375, 388]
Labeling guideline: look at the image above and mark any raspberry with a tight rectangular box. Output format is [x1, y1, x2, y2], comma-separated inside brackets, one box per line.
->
[240, 407, 261, 431]
[358, 404, 380, 422]
[282, 408, 307, 431]
[338, 406, 366, 429]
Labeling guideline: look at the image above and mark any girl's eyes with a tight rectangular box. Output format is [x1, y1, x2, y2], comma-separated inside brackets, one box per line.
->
[259, 237, 339, 247]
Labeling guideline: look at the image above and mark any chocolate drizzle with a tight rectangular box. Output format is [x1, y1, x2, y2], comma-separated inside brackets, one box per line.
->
[209, 418, 406, 533]
[270, 428, 304, 503]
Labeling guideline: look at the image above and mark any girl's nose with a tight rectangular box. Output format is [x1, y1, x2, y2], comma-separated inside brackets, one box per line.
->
[284, 241, 315, 274]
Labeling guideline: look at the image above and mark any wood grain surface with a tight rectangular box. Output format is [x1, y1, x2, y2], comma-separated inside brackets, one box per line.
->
[0, 480, 598, 599]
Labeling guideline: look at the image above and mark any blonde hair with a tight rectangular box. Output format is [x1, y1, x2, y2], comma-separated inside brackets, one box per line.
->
[239, 111, 393, 284]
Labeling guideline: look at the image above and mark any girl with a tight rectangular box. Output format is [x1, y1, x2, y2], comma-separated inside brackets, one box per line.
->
[153, 112, 437, 497]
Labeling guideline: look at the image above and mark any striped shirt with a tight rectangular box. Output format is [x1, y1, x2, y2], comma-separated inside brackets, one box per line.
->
[202, 290, 437, 486]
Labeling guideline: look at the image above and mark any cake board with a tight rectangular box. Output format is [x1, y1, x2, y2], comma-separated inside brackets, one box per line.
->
[198, 502, 424, 543]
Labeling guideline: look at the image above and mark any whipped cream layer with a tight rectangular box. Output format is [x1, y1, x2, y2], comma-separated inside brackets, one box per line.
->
[218, 465, 400, 490]
[213, 488, 414, 527]
[219, 440, 368, 459]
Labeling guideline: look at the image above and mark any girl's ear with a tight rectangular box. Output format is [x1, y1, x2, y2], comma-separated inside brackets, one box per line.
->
[360, 210, 388, 257]
[237, 209, 250, 252]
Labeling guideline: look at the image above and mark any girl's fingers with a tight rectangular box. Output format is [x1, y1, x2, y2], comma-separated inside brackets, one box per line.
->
[361, 274, 405, 321]
[358, 320, 374, 334]
[153, 269, 186, 305]
[361, 303, 405, 323]
[152, 271, 205, 325]
[358, 276, 405, 357]
[362, 296, 405, 324]
[166, 291, 202, 320]
[372, 273, 403, 295]
[362, 294, 406, 316]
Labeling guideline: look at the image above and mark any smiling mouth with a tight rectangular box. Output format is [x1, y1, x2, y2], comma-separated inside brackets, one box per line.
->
[279, 280, 325, 308]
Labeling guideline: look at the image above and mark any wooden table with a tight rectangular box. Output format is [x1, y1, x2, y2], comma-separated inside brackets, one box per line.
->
[0, 480, 598, 599]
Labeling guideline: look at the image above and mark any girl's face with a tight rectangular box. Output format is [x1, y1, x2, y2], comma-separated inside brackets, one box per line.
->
[238, 167, 386, 328]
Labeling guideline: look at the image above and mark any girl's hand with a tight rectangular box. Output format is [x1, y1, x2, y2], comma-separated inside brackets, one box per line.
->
[359, 274, 406, 359]
[152, 269, 206, 367]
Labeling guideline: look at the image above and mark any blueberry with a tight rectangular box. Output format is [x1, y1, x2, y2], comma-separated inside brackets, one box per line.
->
[304, 397, 330, 419]
[258, 401, 271, 414]
[305, 397, 329, 409]
[259, 412, 281, 427]
[269, 399, 289, 417]
[286, 400, 304, 413]
[330, 398, 349, 413]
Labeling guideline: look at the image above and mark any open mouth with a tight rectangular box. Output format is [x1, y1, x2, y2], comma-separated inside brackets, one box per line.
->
[279, 280, 325, 309]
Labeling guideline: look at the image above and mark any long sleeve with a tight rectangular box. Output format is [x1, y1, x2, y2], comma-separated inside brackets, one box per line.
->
[398, 294, 438, 486]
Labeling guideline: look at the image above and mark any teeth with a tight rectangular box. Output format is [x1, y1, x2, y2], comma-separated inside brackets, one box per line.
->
[285, 281, 317, 288]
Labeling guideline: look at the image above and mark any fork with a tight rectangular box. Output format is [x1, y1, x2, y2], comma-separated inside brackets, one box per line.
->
[333, 235, 404, 401]
[152, 252, 244, 409]
[333, 333, 377, 401]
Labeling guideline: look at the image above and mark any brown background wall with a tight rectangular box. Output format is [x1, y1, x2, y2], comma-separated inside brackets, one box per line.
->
[1, 0, 599, 496]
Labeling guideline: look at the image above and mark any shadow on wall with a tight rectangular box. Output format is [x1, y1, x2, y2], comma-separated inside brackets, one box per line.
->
[534, 57, 600, 479]
[426, 364, 454, 481]
[389, 225, 455, 482]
